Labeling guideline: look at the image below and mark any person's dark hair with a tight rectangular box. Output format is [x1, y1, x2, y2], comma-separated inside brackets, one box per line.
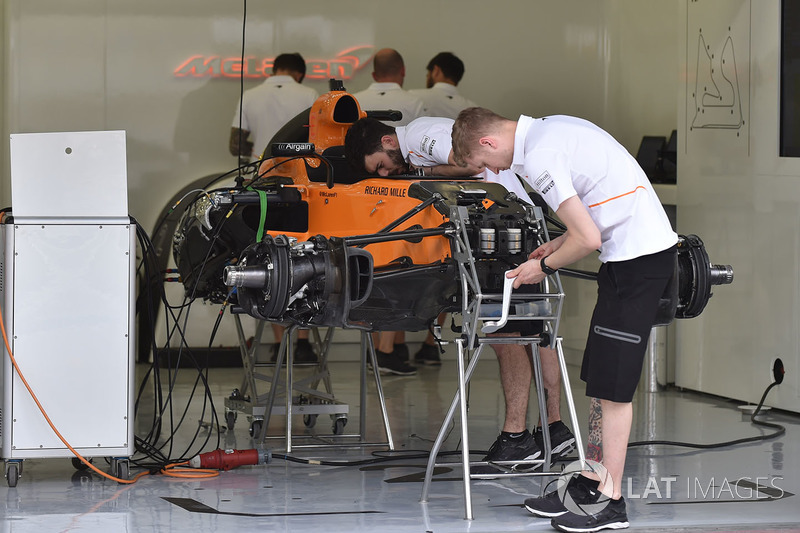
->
[344, 118, 397, 175]
[373, 49, 405, 78]
[273, 53, 307, 77]
[427, 52, 465, 84]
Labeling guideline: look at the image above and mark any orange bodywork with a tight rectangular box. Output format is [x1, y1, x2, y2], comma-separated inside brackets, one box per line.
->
[256, 89, 452, 268]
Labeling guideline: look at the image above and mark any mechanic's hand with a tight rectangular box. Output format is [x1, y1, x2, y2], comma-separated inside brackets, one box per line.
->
[409, 163, 427, 176]
[529, 234, 565, 260]
[507, 258, 546, 288]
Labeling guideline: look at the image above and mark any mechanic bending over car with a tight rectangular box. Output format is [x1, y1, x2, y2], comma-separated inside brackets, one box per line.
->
[344, 116, 577, 475]
[346, 51, 473, 372]
[405, 51, 479, 363]
[452, 108, 678, 533]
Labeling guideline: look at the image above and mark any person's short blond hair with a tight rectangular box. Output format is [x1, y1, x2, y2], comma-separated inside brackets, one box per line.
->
[452, 107, 507, 166]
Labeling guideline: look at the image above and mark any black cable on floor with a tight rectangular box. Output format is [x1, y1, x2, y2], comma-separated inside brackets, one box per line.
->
[628, 380, 785, 449]
[272, 449, 489, 468]
[271, 381, 786, 468]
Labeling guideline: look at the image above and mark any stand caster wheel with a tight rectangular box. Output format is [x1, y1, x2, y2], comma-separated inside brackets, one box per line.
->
[111, 458, 130, 481]
[5, 462, 20, 488]
[332, 417, 347, 435]
[118, 461, 129, 481]
[249, 420, 263, 438]
[225, 410, 237, 430]
[72, 457, 93, 471]
[303, 414, 317, 428]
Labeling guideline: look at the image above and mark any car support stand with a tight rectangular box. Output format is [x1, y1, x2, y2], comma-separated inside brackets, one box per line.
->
[420, 205, 587, 519]
[224, 316, 394, 451]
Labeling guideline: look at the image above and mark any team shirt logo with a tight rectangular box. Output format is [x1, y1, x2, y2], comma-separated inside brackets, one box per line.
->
[419, 135, 437, 156]
[535, 170, 555, 194]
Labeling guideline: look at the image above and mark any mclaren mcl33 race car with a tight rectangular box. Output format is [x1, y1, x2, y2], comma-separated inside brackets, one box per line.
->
[171, 80, 733, 334]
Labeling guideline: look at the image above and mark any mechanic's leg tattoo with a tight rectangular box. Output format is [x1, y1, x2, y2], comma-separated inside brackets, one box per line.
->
[587, 397, 603, 462]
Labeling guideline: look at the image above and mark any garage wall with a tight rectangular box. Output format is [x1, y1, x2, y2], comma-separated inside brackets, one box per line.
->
[676, 0, 798, 412]
[0, 1, 679, 351]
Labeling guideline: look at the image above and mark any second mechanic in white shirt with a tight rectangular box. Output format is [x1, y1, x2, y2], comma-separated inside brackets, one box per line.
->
[229, 53, 318, 160]
[352, 48, 425, 127]
[409, 52, 478, 120]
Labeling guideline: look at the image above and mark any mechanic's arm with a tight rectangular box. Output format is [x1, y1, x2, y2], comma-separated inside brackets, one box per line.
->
[529, 233, 567, 260]
[508, 195, 601, 288]
[229, 127, 254, 157]
[410, 149, 483, 177]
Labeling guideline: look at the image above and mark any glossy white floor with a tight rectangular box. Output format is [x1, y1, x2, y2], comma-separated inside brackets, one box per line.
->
[2, 342, 798, 533]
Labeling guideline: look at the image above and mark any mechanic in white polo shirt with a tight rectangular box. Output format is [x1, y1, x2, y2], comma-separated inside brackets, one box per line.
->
[344, 116, 578, 473]
[352, 48, 425, 127]
[229, 52, 318, 160]
[409, 52, 478, 120]
[452, 108, 678, 533]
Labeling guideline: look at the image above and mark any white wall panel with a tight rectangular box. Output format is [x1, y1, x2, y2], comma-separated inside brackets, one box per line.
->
[7, 2, 107, 134]
[677, 0, 798, 412]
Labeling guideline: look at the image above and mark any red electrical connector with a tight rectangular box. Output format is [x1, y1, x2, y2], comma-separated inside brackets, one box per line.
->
[189, 448, 270, 471]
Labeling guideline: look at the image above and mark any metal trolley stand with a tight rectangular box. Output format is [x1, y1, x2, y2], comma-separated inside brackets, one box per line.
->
[420, 205, 587, 519]
[224, 316, 394, 451]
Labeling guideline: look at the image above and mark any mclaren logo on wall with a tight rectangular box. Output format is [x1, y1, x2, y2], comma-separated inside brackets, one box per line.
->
[174, 46, 375, 80]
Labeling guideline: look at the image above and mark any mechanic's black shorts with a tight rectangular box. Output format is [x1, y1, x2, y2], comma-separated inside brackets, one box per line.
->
[580, 246, 677, 403]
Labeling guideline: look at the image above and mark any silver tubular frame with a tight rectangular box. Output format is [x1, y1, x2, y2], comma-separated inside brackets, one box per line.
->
[419, 205, 586, 519]
[224, 317, 394, 451]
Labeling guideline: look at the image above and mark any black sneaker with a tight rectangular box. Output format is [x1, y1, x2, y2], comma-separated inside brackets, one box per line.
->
[472, 430, 540, 476]
[533, 420, 577, 460]
[393, 343, 410, 362]
[551, 496, 628, 532]
[413, 343, 442, 365]
[524, 475, 601, 518]
[376, 348, 417, 376]
[293, 339, 317, 364]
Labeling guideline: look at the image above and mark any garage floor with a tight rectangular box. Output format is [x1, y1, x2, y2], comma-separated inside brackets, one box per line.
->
[1, 341, 798, 532]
